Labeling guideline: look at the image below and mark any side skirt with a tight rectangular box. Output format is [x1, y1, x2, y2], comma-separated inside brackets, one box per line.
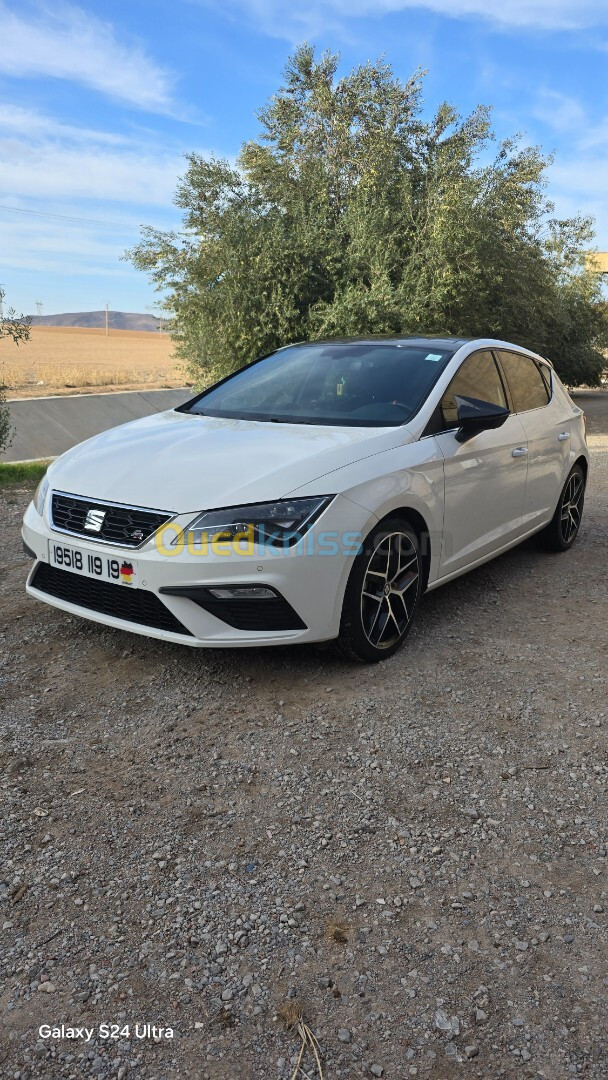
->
[425, 520, 550, 593]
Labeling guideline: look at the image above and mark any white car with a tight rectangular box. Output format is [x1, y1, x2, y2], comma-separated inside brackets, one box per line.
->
[23, 337, 588, 662]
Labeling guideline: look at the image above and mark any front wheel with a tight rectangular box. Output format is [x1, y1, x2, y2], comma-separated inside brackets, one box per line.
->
[539, 463, 586, 552]
[335, 518, 422, 663]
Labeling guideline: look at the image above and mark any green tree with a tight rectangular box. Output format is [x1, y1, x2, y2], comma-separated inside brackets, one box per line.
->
[128, 45, 608, 387]
[0, 289, 31, 454]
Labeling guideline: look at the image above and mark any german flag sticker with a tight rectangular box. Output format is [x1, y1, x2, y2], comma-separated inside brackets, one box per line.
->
[120, 561, 135, 585]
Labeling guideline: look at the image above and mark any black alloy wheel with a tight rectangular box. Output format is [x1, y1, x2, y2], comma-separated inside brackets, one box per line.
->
[539, 463, 586, 552]
[336, 518, 423, 662]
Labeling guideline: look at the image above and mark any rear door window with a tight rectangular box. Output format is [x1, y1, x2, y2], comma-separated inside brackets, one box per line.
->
[497, 351, 550, 412]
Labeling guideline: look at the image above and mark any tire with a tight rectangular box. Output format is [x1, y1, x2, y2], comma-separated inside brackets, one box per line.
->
[539, 463, 586, 552]
[335, 517, 422, 663]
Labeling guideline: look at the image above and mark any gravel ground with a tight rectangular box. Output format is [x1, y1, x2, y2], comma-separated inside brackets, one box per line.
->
[1, 426, 607, 1080]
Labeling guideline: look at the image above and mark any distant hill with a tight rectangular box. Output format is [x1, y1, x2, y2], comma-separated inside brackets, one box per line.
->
[27, 310, 168, 332]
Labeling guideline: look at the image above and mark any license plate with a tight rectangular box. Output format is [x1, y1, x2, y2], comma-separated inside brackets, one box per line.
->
[48, 541, 138, 586]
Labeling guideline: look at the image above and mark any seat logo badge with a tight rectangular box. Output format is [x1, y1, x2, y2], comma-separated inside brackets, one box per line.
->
[84, 509, 106, 532]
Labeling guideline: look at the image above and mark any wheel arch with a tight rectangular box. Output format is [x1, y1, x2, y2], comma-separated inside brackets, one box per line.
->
[375, 505, 432, 592]
[573, 454, 588, 481]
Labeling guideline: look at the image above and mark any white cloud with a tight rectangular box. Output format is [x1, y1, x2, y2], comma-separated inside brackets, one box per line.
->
[0, 2, 175, 112]
[211, 0, 608, 38]
[531, 91, 587, 135]
[547, 159, 608, 247]
[0, 108, 184, 283]
[578, 120, 608, 152]
[529, 91, 608, 161]
[0, 213, 152, 279]
[0, 137, 184, 205]
[0, 138, 185, 205]
[550, 159, 608, 205]
[0, 212, 133, 273]
[0, 106, 190, 207]
[0, 104, 130, 145]
[508, 91, 608, 244]
[0, 108, 192, 281]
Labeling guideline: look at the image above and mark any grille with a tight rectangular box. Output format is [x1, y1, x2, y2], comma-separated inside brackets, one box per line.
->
[51, 491, 172, 548]
[31, 563, 193, 637]
[159, 585, 307, 632]
[199, 597, 306, 631]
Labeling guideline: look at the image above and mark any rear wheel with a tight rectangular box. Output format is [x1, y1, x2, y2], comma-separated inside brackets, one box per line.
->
[539, 463, 586, 552]
[335, 518, 422, 663]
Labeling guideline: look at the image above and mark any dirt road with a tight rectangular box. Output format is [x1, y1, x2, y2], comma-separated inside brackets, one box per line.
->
[1, 416, 606, 1078]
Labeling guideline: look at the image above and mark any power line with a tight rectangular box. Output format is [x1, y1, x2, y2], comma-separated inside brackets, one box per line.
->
[0, 203, 143, 230]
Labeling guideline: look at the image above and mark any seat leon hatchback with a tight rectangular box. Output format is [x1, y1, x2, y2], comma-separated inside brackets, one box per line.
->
[23, 337, 588, 662]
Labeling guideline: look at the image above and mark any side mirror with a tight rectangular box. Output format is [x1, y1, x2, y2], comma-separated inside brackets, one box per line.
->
[455, 395, 510, 443]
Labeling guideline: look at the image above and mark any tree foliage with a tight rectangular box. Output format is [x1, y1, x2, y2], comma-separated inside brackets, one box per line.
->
[129, 46, 608, 386]
[0, 289, 31, 454]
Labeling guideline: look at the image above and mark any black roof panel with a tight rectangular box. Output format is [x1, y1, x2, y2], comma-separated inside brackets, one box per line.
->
[294, 335, 470, 348]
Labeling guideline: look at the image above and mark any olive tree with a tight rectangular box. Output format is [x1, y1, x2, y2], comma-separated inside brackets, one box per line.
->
[129, 46, 608, 387]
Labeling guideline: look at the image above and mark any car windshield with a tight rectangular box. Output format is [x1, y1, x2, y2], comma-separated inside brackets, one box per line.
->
[186, 342, 455, 427]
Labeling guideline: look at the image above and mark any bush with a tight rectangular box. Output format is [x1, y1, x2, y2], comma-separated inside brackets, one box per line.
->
[0, 388, 13, 456]
[0, 288, 30, 455]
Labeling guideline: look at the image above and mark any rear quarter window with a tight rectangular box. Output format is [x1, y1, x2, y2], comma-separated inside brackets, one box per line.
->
[538, 363, 552, 398]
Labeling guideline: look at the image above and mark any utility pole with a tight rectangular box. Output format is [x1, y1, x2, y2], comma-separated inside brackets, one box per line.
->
[145, 303, 166, 335]
[105, 302, 109, 337]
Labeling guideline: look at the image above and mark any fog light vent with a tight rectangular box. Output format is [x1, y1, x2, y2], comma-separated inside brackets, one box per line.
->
[208, 585, 276, 599]
[159, 582, 306, 631]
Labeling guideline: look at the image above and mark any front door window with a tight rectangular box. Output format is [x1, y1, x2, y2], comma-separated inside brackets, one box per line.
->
[440, 350, 508, 429]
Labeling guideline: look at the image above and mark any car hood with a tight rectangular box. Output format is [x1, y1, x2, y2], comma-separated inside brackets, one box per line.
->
[47, 409, 412, 512]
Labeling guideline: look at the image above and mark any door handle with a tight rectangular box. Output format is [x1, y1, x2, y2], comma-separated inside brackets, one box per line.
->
[512, 447, 528, 457]
[558, 432, 571, 441]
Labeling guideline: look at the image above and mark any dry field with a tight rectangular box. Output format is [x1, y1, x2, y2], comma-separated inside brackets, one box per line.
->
[0, 326, 187, 398]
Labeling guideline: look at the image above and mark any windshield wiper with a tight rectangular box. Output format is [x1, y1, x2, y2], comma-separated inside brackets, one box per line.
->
[187, 410, 328, 424]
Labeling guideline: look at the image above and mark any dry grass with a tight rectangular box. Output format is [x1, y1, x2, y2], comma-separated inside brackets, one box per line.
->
[277, 1000, 324, 1080]
[3, 363, 176, 390]
[325, 920, 349, 944]
[0, 325, 186, 398]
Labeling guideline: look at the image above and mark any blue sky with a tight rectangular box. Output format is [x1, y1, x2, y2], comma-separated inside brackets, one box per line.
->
[0, 0, 607, 316]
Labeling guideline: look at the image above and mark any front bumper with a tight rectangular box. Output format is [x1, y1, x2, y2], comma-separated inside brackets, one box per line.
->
[22, 495, 373, 648]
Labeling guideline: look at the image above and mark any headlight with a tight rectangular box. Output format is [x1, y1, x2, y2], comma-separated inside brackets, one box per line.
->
[33, 475, 49, 516]
[180, 496, 333, 547]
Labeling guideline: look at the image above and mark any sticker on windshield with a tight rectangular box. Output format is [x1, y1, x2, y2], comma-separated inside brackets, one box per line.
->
[426, 352, 443, 362]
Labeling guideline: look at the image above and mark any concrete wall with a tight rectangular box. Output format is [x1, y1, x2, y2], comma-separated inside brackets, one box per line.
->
[2, 388, 192, 463]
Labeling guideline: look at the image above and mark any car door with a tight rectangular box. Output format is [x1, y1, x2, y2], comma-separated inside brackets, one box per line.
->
[433, 349, 529, 577]
[495, 350, 569, 530]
